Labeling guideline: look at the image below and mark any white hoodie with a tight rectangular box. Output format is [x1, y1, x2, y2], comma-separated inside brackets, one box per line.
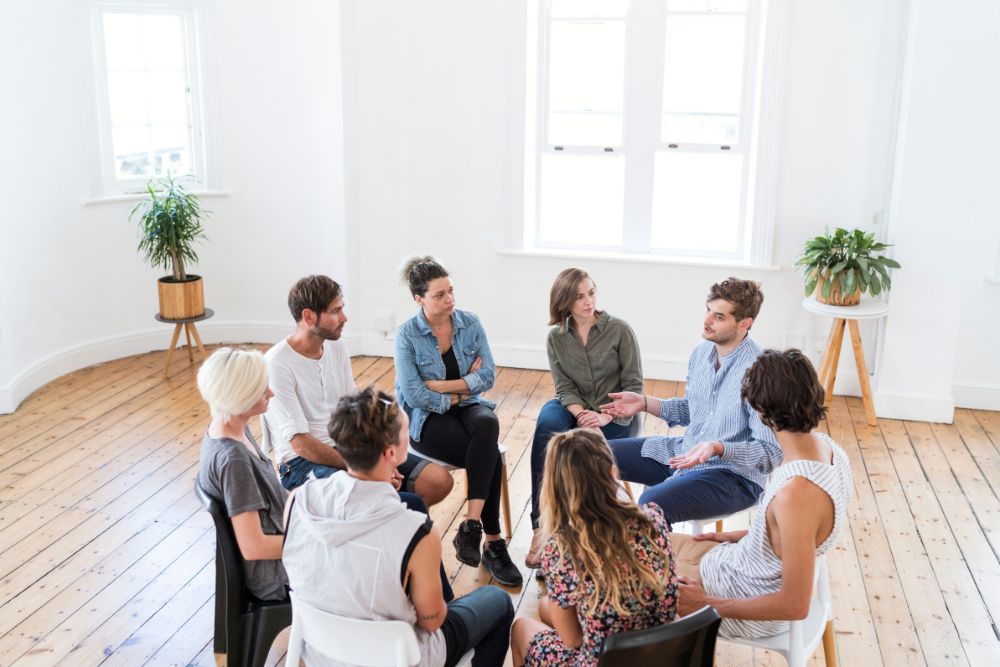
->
[283, 471, 447, 666]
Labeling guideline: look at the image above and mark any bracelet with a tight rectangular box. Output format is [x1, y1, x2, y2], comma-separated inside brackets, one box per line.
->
[643, 395, 648, 412]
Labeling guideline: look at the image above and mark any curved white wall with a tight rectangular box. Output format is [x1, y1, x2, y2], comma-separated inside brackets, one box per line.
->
[0, 0, 348, 413]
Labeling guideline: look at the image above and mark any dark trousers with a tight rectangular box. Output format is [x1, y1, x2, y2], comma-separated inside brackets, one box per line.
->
[414, 403, 503, 536]
[609, 437, 762, 525]
[529, 398, 630, 529]
[441, 585, 514, 667]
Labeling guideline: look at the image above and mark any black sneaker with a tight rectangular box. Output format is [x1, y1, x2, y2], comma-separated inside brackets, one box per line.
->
[453, 519, 483, 567]
[482, 539, 524, 587]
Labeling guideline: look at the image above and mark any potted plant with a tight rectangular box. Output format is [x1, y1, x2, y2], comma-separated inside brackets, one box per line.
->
[796, 227, 900, 305]
[131, 174, 209, 319]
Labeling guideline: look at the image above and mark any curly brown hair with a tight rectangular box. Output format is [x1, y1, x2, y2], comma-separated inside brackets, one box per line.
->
[327, 386, 403, 471]
[707, 277, 764, 322]
[741, 349, 826, 433]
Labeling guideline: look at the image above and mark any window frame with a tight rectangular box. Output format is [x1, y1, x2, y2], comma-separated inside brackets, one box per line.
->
[519, 0, 788, 267]
[88, 0, 215, 196]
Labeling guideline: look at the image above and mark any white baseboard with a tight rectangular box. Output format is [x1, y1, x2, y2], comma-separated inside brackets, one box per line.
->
[952, 382, 1000, 411]
[874, 391, 955, 424]
[0, 320, 292, 415]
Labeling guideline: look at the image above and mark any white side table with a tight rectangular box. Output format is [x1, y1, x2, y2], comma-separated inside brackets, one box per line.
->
[802, 298, 890, 426]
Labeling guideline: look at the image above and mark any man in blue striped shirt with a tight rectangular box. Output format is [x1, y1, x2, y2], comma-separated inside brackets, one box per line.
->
[601, 278, 781, 524]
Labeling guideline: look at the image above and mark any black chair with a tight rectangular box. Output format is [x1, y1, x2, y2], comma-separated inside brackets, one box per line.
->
[598, 605, 722, 667]
[195, 481, 292, 667]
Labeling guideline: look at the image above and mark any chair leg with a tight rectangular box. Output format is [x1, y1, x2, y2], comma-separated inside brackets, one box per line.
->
[247, 605, 293, 667]
[213, 545, 226, 653]
[822, 620, 837, 667]
[500, 461, 512, 541]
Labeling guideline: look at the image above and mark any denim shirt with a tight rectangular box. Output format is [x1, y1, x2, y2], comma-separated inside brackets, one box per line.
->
[394, 308, 497, 441]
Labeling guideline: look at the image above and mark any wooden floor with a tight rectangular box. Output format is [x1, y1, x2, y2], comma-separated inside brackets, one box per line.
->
[0, 347, 998, 666]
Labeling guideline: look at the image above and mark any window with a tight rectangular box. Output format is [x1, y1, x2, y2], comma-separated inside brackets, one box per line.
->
[90, 1, 211, 194]
[523, 0, 783, 264]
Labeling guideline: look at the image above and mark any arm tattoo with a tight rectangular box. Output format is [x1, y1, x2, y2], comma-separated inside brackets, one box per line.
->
[418, 611, 442, 621]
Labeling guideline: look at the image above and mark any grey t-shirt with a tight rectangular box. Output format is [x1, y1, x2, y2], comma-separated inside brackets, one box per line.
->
[197, 430, 289, 600]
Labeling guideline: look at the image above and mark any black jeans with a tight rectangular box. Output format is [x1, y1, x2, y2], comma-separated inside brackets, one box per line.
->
[414, 403, 503, 536]
[440, 585, 514, 667]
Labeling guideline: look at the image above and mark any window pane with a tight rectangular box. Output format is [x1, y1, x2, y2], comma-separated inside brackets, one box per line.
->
[540, 154, 624, 246]
[112, 126, 152, 179]
[667, 0, 747, 11]
[150, 125, 191, 176]
[548, 20, 625, 146]
[103, 14, 143, 70]
[662, 14, 745, 143]
[549, 112, 622, 147]
[147, 71, 189, 124]
[142, 14, 185, 70]
[650, 151, 742, 253]
[552, 0, 628, 19]
[107, 71, 148, 125]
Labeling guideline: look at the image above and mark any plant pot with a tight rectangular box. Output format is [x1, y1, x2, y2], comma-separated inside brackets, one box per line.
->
[815, 273, 861, 306]
[158, 275, 205, 319]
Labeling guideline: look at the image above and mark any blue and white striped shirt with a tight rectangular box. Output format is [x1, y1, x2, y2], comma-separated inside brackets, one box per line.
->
[641, 335, 781, 491]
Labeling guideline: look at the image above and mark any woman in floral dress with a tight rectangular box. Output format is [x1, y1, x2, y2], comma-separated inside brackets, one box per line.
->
[510, 429, 679, 666]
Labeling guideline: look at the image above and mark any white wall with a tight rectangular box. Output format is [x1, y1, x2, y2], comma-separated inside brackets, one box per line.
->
[0, 0, 348, 412]
[340, 1, 951, 404]
[3, 0, 998, 418]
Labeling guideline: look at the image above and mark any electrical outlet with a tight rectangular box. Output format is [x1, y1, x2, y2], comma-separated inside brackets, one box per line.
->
[373, 311, 395, 335]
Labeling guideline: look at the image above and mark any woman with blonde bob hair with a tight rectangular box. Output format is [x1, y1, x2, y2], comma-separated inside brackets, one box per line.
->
[196, 347, 288, 601]
[527, 267, 643, 568]
[511, 430, 678, 666]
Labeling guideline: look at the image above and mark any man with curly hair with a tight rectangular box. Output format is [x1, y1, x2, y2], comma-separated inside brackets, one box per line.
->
[601, 277, 781, 525]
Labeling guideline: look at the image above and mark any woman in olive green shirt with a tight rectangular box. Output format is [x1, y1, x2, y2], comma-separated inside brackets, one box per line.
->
[526, 268, 644, 568]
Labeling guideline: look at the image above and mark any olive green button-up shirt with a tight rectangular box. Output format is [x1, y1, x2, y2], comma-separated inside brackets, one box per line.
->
[546, 311, 644, 424]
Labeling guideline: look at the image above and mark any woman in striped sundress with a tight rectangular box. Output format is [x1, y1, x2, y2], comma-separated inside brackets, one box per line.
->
[671, 349, 853, 639]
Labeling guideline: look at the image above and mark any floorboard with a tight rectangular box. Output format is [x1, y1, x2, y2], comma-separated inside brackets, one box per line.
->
[0, 349, 997, 665]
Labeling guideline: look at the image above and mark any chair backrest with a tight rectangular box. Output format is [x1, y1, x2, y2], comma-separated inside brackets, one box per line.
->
[194, 481, 250, 611]
[628, 412, 644, 438]
[286, 592, 421, 667]
[598, 606, 721, 667]
[259, 412, 274, 455]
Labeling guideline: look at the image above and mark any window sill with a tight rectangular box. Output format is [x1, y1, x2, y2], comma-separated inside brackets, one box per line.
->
[497, 247, 781, 272]
[83, 190, 231, 206]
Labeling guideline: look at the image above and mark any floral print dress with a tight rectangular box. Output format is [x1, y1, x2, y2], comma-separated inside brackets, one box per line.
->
[525, 504, 678, 666]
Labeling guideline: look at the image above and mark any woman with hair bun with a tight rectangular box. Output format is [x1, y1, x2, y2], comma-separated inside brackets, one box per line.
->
[394, 256, 523, 587]
[526, 267, 643, 569]
[195, 347, 287, 601]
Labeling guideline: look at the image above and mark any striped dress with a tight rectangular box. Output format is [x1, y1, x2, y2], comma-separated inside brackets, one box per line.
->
[699, 432, 852, 638]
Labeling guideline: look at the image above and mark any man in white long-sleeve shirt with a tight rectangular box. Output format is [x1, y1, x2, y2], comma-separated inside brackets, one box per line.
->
[601, 278, 781, 524]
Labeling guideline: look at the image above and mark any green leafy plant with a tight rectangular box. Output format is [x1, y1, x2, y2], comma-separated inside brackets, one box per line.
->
[130, 175, 209, 282]
[796, 227, 901, 300]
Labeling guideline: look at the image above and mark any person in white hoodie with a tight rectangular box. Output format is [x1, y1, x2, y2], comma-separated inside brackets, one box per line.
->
[282, 386, 514, 667]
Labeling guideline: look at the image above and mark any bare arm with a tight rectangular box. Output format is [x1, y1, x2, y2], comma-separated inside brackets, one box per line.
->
[545, 598, 583, 649]
[231, 511, 284, 561]
[678, 482, 823, 620]
[290, 432, 345, 469]
[407, 526, 448, 633]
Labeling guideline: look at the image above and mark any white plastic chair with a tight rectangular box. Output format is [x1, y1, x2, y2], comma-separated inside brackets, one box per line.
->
[409, 443, 513, 541]
[285, 592, 473, 667]
[722, 554, 837, 667]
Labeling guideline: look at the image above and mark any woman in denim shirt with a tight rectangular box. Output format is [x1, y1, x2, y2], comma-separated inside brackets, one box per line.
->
[395, 256, 523, 588]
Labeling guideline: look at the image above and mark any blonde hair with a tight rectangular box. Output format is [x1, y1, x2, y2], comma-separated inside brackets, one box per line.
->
[548, 267, 598, 329]
[197, 347, 269, 422]
[540, 429, 669, 616]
